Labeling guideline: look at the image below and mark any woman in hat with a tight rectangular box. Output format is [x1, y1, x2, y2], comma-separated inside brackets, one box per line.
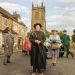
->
[47, 30, 62, 66]
[29, 23, 46, 75]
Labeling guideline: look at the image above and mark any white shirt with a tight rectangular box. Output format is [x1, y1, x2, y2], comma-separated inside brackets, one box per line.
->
[44, 34, 61, 47]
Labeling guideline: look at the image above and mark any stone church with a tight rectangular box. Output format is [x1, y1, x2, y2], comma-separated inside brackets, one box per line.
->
[31, 2, 46, 32]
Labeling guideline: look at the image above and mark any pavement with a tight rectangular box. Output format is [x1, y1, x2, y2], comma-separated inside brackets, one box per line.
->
[0, 52, 75, 75]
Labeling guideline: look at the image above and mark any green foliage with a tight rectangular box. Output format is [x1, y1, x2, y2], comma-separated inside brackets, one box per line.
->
[59, 31, 64, 38]
[44, 30, 50, 38]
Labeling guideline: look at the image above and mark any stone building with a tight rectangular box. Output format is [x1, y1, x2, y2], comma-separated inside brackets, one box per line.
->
[31, 2, 46, 32]
[0, 7, 27, 53]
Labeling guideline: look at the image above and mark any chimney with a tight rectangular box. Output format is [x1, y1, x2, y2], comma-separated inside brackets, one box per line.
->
[13, 11, 20, 21]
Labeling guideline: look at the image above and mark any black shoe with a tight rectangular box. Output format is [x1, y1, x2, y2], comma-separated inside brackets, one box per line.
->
[33, 69, 37, 73]
[52, 63, 56, 66]
[7, 61, 11, 63]
[37, 70, 42, 73]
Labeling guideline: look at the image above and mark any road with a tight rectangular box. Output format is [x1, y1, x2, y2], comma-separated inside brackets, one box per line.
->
[0, 52, 75, 75]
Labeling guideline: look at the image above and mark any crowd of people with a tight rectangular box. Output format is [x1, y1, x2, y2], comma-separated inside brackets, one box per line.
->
[2, 23, 75, 75]
[23, 23, 75, 75]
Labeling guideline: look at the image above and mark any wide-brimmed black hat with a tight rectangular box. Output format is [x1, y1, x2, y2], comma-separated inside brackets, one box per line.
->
[34, 23, 42, 28]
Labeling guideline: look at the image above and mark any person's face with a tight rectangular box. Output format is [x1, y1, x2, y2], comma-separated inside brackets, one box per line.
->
[64, 32, 67, 34]
[54, 31, 56, 35]
[52, 31, 57, 35]
[35, 25, 41, 31]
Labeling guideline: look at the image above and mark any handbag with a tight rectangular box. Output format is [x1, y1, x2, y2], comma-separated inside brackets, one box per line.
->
[51, 43, 60, 49]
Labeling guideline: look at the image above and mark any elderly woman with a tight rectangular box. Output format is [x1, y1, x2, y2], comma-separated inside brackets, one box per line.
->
[29, 23, 46, 75]
[47, 30, 61, 66]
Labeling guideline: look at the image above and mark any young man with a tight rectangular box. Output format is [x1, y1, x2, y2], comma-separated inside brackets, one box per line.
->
[61, 30, 73, 58]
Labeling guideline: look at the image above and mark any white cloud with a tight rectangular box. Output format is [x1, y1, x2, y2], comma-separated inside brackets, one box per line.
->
[47, 15, 64, 20]
[20, 17, 31, 30]
[0, 0, 75, 34]
[65, 0, 75, 3]
[0, 2, 29, 14]
[0, 0, 16, 3]
[0, 1, 31, 28]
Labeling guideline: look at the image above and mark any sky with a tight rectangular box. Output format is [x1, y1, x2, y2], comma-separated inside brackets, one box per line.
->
[0, 0, 75, 34]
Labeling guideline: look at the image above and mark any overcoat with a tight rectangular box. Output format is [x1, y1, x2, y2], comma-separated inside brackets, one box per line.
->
[60, 34, 70, 46]
[3, 32, 14, 56]
[29, 31, 47, 69]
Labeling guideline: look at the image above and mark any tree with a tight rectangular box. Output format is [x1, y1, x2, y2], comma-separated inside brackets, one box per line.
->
[44, 30, 50, 38]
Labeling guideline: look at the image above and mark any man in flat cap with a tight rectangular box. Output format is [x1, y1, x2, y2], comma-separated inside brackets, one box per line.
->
[61, 30, 73, 58]
[2, 27, 14, 65]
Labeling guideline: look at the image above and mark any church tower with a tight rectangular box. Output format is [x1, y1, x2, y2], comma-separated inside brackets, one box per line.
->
[31, 2, 46, 32]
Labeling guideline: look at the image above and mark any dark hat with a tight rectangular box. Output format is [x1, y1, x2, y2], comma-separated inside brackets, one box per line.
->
[51, 30, 58, 32]
[73, 29, 75, 33]
[34, 23, 42, 28]
[63, 30, 67, 32]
